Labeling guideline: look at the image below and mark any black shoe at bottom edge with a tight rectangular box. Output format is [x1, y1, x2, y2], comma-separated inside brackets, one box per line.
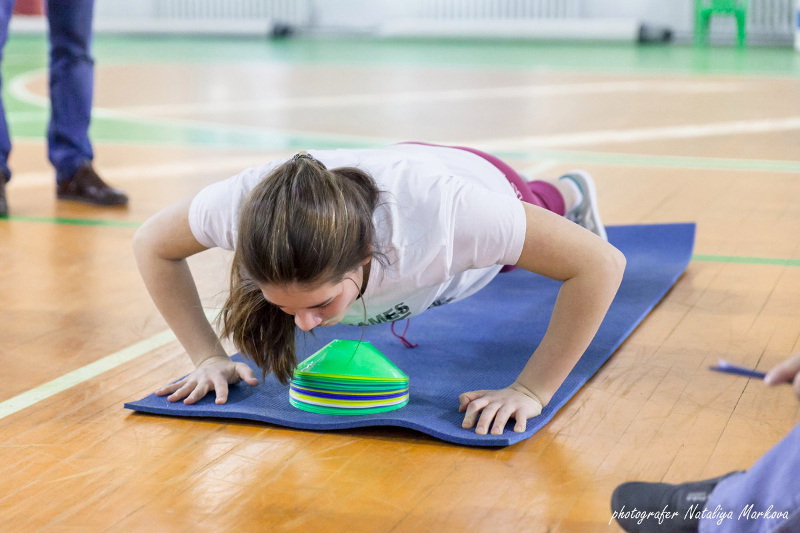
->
[611, 472, 741, 533]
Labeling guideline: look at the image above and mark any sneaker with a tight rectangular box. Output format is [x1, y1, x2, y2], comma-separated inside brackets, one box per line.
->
[560, 170, 607, 240]
[56, 163, 128, 207]
[0, 171, 8, 217]
[611, 472, 741, 533]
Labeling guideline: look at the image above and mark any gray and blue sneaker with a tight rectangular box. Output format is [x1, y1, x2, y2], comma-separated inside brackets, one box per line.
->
[560, 170, 607, 241]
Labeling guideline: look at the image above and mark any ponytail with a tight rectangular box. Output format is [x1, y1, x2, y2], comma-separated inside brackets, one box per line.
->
[219, 269, 297, 384]
[219, 154, 384, 383]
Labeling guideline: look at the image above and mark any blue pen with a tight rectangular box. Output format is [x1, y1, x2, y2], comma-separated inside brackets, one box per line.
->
[709, 359, 767, 380]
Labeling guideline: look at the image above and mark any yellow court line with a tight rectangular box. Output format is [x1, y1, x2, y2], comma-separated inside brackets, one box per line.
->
[0, 309, 218, 420]
[0, 330, 177, 420]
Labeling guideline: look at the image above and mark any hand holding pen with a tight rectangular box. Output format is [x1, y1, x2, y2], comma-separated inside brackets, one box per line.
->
[710, 353, 800, 400]
[764, 353, 800, 399]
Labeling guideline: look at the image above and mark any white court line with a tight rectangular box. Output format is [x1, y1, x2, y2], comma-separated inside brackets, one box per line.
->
[8, 69, 49, 108]
[7, 69, 797, 174]
[113, 80, 750, 116]
[5, 153, 274, 190]
[468, 116, 800, 151]
[13, 108, 794, 160]
[7, 69, 398, 147]
[8, 69, 790, 154]
[7, 70, 751, 128]
[0, 310, 218, 420]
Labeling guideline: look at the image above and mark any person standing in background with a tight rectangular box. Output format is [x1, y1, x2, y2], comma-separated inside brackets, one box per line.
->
[0, 0, 128, 217]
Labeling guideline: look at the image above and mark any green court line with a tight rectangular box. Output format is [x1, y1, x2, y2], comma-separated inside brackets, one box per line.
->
[3, 214, 141, 228]
[692, 254, 800, 267]
[4, 35, 789, 78]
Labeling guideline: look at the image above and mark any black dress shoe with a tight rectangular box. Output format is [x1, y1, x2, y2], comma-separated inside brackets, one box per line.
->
[611, 472, 741, 533]
[0, 171, 8, 217]
[56, 163, 128, 207]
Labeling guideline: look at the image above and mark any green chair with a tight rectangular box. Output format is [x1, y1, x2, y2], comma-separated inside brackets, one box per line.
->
[695, 0, 748, 46]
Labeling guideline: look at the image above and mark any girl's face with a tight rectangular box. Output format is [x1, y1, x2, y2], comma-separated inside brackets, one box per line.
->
[259, 267, 364, 331]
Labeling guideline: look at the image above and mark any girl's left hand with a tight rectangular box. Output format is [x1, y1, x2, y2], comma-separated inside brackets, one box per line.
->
[458, 382, 544, 435]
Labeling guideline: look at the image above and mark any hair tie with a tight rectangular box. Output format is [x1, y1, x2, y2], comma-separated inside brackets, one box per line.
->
[291, 151, 325, 168]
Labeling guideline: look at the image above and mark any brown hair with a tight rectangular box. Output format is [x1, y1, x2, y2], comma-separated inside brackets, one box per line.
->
[219, 154, 383, 384]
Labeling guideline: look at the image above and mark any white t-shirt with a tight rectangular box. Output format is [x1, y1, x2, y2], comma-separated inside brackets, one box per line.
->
[188, 144, 527, 326]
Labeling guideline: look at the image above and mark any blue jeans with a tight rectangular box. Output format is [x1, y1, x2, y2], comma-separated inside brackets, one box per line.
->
[0, 0, 95, 183]
[699, 421, 800, 532]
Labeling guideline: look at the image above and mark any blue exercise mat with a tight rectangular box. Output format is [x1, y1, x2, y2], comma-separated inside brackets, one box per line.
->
[126, 223, 695, 446]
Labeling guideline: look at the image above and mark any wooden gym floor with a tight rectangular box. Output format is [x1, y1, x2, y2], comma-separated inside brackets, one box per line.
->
[1, 35, 799, 532]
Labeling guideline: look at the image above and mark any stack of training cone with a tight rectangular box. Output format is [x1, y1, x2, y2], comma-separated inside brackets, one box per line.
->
[289, 340, 409, 415]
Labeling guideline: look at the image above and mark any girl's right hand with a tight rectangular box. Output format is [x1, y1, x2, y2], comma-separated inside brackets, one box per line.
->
[155, 355, 259, 405]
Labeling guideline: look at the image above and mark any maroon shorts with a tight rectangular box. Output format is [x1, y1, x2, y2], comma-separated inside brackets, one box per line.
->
[401, 142, 565, 216]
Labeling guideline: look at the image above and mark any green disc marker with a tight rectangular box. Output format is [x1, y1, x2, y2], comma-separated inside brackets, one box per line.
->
[289, 397, 409, 416]
[289, 340, 409, 416]
[294, 339, 408, 381]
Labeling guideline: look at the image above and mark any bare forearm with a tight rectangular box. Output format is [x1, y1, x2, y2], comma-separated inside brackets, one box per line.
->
[136, 252, 228, 367]
[516, 252, 624, 405]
